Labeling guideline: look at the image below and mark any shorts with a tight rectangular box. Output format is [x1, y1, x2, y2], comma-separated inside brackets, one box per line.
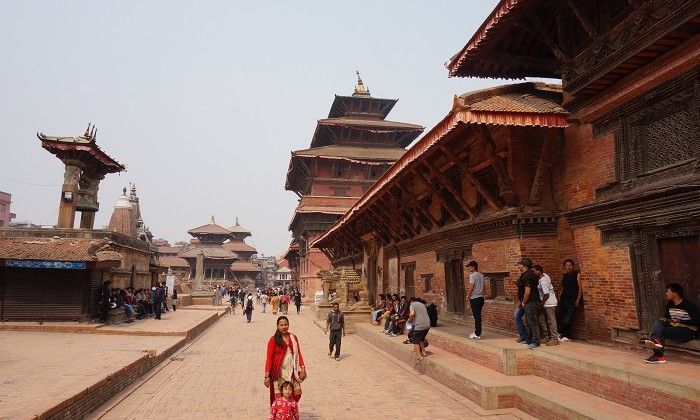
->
[410, 328, 429, 344]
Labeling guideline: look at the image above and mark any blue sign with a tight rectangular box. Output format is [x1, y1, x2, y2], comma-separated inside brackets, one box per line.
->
[4, 260, 87, 269]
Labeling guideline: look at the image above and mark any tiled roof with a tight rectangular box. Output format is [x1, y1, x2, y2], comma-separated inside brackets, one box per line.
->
[158, 246, 183, 254]
[0, 237, 122, 262]
[317, 118, 423, 131]
[291, 145, 406, 161]
[188, 222, 232, 235]
[223, 242, 257, 253]
[159, 256, 190, 268]
[178, 246, 238, 260]
[230, 261, 261, 272]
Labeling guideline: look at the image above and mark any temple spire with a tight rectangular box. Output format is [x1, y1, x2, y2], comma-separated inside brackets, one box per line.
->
[353, 71, 371, 97]
[210, 215, 216, 225]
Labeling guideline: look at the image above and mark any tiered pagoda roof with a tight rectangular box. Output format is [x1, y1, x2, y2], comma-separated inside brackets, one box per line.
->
[38, 124, 125, 175]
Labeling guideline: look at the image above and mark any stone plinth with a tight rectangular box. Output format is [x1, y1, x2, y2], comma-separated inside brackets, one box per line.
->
[312, 303, 373, 334]
[190, 292, 215, 306]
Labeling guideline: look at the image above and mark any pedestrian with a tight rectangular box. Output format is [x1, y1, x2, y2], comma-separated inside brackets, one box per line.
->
[294, 292, 302, 315]
[532, 265, 558, 345]
[466, 260, 484, 339]
[557, 259, 583, 342]
[153, 286, 164, 320]
[261, 291, 268, 313]
[643, 283, 699, 364]
[171, 289, 178, 312]
[518, 258, 541, 349]
[99, 280, 112, 322]
[271, 293, 280, 315]
[325, 302, 345, 360]
[264, 316, 307, 406]
[245, 293, 254, 323]
[229, 295, 237, 315]
[269, 381, 300, 420]
[408, 297, 430, 364]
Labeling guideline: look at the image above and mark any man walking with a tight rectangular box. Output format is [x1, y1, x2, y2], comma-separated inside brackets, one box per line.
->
[408, 297, 430, 364]
[325, 303, 345, 361]
[153, 284, 165, 320]
[466, 261, 484, 339]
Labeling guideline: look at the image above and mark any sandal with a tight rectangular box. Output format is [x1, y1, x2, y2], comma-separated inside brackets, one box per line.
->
[403, 339, 411, 344]
[415, 357, 423, 365]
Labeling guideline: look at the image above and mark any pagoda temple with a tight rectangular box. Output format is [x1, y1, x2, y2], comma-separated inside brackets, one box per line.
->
[178, 217, 238, 287]
[224, 217, 262, 288]
[284, 73, 424, 297]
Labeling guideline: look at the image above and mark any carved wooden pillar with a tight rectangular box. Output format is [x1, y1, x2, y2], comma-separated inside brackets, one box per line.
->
[57, 162, 81, 228]
[78, 173, 103, 229]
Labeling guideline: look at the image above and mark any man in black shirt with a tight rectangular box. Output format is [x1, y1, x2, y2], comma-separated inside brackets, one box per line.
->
[643, 283, 699, 364]
[517, 258, 541, 348]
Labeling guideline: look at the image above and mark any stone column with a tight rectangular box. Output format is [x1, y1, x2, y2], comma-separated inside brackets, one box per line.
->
[57, 163, 81, 228]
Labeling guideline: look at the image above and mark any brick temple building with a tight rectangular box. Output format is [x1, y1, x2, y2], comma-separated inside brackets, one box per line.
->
[224, 218, 262, 288]
[314, 0, 699, 352]
[284, 74, 424, 297]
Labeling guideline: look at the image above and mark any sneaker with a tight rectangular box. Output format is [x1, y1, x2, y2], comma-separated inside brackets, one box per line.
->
[335, 357, 340, 361]
[527, 343, 540, 349]
[559, 336, 571, 342]
[519, 340, 529, 345]
[644, 339, 663, 350]
[388, 332, 397, 337]
[644, 355, 666, 364]
[546, 340, 559, 346]
[515, 338, 525, 343]
[328, 351, 332, 357]
[415, 357, 423, 365]
[422, 351, 427, 357]
[469, 333, 481, 339]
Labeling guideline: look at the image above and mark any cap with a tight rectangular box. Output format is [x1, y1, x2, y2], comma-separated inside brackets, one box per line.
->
[151, 287, 157, 291]
[517, 258, 532, 268]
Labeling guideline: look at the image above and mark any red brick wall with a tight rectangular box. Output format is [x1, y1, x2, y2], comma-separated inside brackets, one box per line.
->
[572, 225, 638, 341]
[565, 124, 616, 209]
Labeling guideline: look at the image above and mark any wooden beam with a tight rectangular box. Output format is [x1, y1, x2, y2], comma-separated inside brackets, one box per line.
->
[528, 130, 559, 206]
[470, 125, 517, 206]
[517, 12, 568, 62]
[365, 204, 401, 243]
[438, 144, 503, 211]
[422, 160, 477, 219]
[411, 168, 462, 224]
[485, 52, 560, 73]
[390, 184, 435, 231]
[395, 181, 441, 229]
[382, 191, 421, 236]
[375, 196, 416, 238]
[561, 0, 599, 39]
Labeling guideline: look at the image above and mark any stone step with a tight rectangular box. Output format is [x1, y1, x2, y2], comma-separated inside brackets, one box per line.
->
[357, 323, 699, 419]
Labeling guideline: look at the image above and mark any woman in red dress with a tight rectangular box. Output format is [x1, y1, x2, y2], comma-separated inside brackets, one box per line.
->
[264, 316, 307, 405]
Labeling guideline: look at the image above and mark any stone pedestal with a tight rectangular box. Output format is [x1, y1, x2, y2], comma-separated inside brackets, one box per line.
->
[191, 292, 215, 306]
[312, 302, 373, 334]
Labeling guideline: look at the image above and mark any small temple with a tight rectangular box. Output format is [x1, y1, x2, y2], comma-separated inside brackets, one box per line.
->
[224, 217, 262, 288]
[284, 73, 424, 297]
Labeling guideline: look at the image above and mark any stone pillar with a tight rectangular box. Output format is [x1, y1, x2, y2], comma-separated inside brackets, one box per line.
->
[77, 174, 102, 229]
[57, 163, 81, 228]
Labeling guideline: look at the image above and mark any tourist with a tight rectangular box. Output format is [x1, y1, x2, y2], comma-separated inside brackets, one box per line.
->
[643, 283, 699, 364]
[532, 265, 558, 345]
[261, 291, 268, 313]
[408, 297, 430, 364]
[229, 294, 237, 315]
[116, 289, 136, 322]
[153, 285, 165, 320]
[514, 259, 529, 344]
[325, 302, 345, 361]
[271, 293, 280, 315]
[517, 258, 540, 348]
[383, 294, 399, 334]
[269, 380, 299, 420]
[99, 280, 112, 322]
[294, 291, 302, 315]
[371, 294, 387, 324]
[389, 296, 409, 337]
[245, 293, 254, 323]
[466, 260, 484, 339]
[557, 259, 582, 342]
[171, 289, 178, 312]
[264, 316, 307, 406]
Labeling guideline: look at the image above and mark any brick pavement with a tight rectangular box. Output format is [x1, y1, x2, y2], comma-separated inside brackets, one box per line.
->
[90, 308, 532, 420]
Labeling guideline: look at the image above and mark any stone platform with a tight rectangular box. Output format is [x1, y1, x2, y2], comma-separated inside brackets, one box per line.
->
[310, 303, 372, 334]
[356, 321, 700, 419]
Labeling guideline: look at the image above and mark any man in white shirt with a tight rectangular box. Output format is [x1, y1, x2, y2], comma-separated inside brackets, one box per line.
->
[532, 265, 559, 345]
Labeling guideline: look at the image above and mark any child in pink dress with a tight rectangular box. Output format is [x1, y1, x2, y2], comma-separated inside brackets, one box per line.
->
[269, 381, 299, 420]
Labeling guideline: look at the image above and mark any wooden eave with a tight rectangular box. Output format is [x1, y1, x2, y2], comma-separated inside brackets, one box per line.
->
[328, 95, 398, 119]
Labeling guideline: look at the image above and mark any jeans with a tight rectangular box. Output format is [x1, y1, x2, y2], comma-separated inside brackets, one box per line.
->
[154, 301, 162, 319]
[514, 306, 527, 340]
[261, 302, 266, 313]
[124, 304, 135, 318]
[559, 302, 576, 339]
[649, 319, 696, 356]
[372, 309, 384, 322]
[470, 297, 484, 336]
[246, 309, 252, 322]
[524, 302, 541, 345]
[329, 330, 342, 357]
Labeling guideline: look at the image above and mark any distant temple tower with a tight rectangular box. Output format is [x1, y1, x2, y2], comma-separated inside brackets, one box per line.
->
[179, 216, 239, 285]
[284, 73, 424, 296]
[38, 124, 125, 229]
[224, 217, 262, 287]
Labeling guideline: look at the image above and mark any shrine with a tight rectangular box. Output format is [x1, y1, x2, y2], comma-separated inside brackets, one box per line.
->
[313, 0, 700, 353]
[284, 73, 424, 298]
[224, 217, 262, 288]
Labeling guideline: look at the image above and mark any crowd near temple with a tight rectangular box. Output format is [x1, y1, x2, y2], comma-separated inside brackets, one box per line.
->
[0, 1, 698, 419]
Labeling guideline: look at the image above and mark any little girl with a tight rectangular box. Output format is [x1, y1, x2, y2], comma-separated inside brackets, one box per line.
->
[269, 381, 299, 420]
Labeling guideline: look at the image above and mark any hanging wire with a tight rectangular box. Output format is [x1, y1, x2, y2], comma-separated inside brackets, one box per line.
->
[0, 176, 61, 187]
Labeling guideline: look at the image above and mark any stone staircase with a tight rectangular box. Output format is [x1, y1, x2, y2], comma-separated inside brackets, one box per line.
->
[356, 321, 700, 419]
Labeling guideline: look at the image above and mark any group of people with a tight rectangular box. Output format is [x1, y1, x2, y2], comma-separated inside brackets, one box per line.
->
[98, 280, 177, 323]
[229, 287, 304, 325]
[466, 257, 698, 363]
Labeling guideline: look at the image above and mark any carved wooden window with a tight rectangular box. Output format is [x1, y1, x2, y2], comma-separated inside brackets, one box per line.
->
[422, 274, 433, 293]
[483, 272, 509, 300]
[641, 105, 695, 173]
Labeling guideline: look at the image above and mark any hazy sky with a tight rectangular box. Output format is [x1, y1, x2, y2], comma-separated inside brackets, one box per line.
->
[1, 0, 517, 257]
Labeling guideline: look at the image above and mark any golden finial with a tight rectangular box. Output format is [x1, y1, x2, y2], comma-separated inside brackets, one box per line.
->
[210, 215, 216, 225]
[353, 71, 370, 97]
